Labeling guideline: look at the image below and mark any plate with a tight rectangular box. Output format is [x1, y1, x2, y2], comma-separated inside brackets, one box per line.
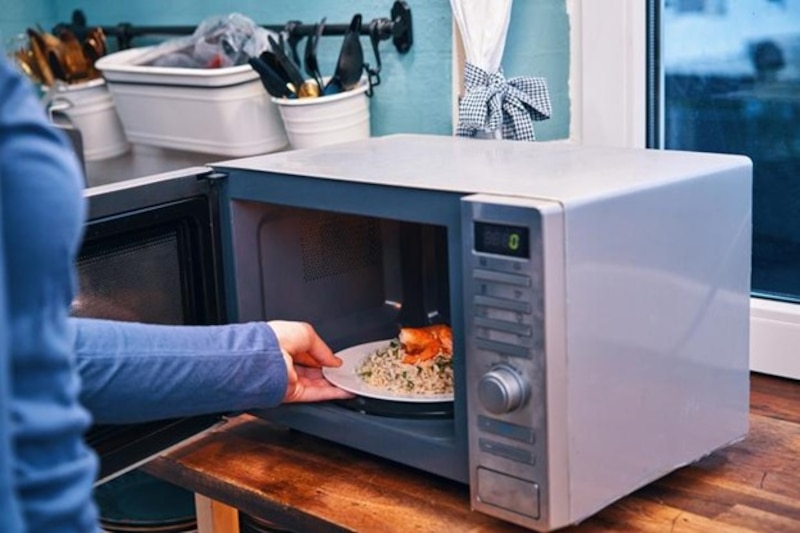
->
[323, 339, 454, 403]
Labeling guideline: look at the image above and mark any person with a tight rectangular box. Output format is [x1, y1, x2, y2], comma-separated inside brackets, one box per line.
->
[0, 56, 352, 532]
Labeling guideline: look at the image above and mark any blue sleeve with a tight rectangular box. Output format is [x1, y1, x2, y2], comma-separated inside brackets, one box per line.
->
[0, 142, 25, 533]
[1, 59, 99, 532]
[74, 318, 289, 424]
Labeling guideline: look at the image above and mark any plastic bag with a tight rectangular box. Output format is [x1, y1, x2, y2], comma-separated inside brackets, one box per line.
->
[136, 13, 277, 68]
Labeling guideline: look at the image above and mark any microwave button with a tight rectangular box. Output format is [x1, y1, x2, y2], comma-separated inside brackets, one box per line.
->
[474, 294, 532, 313]
[478, 415, 535, 444]
[477, 467, 540, 519]
[475, 338, 531, 358]
[477, 329, 535, 348]
[474, 316, 532, 337]
[473, 268, 531, 287]
[483, 283, 533, 303]
[478, 439, 535, 465]
[479, 364, 530, 414]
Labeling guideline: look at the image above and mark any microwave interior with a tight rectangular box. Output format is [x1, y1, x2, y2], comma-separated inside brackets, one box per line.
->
[228, 197, 469, 483]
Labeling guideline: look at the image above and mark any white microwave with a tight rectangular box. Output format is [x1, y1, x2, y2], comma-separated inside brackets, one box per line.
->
[84, 134, 752, 530]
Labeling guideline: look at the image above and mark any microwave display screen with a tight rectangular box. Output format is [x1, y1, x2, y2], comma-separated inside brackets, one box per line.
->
[474, 222, 530, 258]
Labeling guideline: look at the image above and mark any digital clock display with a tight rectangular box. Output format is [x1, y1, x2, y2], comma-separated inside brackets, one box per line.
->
[474, 222, 530, 258]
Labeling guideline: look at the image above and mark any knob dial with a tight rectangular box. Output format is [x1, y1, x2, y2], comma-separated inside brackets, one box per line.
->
[478, 365, 529, 414]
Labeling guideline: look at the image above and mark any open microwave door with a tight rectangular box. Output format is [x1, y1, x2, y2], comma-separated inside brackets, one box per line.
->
[77, 167, 227, 482]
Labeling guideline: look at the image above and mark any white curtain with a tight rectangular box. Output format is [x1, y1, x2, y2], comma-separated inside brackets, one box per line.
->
[450, 0, 552, 141]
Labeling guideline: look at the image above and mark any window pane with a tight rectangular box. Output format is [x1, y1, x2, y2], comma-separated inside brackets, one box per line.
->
[659, 0, 800, 302]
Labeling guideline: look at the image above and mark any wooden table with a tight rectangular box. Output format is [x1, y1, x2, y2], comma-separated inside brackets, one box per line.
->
[142, 373, 800, 532]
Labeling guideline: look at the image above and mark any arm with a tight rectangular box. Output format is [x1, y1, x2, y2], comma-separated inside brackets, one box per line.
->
[73, 318, 352, 424]
[74, 318, 288, 424]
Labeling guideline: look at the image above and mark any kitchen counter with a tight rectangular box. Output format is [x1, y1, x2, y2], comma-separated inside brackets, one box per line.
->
[84, 144, 222, 188]
[142, 373, 800, 532]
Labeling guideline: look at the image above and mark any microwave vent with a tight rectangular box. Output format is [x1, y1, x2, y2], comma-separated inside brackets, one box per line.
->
[300, 214, 381, 282]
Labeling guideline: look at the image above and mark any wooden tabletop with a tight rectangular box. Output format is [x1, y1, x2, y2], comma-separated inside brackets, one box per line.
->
[143, 373, 800, 532]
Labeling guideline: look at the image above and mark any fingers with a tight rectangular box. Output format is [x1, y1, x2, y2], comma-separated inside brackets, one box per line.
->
[301, 331, 342, 368]
[268, 320, 343, 368]
[282, 366, 355, 403]
[270, 320, 353, 403]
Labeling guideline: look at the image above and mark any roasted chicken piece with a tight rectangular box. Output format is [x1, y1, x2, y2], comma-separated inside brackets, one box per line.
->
[399, 324, 452, 364]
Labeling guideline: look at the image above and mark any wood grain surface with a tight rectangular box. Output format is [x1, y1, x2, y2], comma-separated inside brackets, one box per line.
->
[143, 373, 800, 532]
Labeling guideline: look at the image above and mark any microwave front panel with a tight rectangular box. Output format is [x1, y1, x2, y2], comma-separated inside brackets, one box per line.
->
[461, 194, 566, 531]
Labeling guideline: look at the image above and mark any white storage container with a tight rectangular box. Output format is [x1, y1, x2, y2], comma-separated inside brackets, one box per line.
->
[272, 78, 371, 150]
[95, 47, 288, 156]
[44, 78, 130, 161]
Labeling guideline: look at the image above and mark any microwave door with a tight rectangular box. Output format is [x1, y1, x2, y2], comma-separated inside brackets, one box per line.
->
[78, 167, 227, 483]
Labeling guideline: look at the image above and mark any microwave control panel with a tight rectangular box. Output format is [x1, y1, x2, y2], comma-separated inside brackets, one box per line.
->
[461, 194, 563, 531]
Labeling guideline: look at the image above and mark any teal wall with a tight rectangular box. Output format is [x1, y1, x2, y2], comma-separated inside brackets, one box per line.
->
[0, 1, 56, 52]
[504, 0, 570, 140]
[3, 0, 569, 140]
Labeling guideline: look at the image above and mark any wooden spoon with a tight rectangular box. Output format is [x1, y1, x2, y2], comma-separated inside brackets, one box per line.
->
[26, 29, 55, 86]
[58, 29, 91, 82]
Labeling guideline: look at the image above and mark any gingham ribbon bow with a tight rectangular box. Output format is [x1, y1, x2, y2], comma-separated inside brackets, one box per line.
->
[457, 62, 551, 141]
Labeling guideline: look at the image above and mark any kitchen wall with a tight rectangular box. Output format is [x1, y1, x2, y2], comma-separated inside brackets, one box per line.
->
[0, 2, 56, 52]
[3, 0, 569, 140]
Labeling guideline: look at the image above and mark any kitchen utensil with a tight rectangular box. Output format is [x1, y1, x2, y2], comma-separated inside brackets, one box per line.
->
[14, 49, 38, 82]
[364, 19, 384, 96]
[248, 56, 294, 98]
[258, 50, 294, 88]
[27, 28, 55, 86]
[82, 27, 107, 70]
[267, 35, 306, 92]
[47, 50, 68, 82]
[87, 27, 108, 58]
[304, 18, 326, 92]
[297, 80, 320, 98]
[284, 20, 304, 68]
[324, 14, 365, 95]
[58, 29, 91, 81]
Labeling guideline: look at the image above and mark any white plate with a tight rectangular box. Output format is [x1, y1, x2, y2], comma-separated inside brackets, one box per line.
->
[323, 339, 454, 403]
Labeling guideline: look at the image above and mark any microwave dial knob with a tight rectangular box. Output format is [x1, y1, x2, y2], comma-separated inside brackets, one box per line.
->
[478, 365, 529, 414]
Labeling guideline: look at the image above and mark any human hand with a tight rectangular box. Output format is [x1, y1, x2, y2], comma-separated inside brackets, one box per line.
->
[267, 320, 355, 403]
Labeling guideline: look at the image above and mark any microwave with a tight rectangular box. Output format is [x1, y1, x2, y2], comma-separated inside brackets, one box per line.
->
[80, 134, 752, 531]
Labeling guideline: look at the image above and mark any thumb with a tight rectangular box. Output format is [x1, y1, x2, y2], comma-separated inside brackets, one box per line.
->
[282, 351, 300, 402]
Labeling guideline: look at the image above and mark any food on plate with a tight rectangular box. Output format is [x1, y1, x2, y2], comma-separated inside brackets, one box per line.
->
[355, 325, 454, 395]
[399, 323, 453, 364]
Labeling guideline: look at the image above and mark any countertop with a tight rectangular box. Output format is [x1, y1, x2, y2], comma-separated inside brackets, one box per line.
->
[84, 144, 222, 188]
[142, 373, 800, 532]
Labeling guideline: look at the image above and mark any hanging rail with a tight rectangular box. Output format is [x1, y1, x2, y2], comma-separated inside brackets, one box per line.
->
[54, 1, 413, 54]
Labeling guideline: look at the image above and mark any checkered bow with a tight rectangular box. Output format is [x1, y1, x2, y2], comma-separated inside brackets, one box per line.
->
[456, 62, 551, 141]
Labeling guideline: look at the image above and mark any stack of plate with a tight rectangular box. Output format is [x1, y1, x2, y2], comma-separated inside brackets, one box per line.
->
[95, 469, 197, 532]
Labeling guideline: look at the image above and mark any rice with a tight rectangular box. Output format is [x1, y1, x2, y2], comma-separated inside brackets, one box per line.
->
[355, 340, 454, 395]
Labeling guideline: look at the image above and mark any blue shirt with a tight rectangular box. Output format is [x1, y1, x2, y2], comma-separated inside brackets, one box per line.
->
[1, 59, 288, 532]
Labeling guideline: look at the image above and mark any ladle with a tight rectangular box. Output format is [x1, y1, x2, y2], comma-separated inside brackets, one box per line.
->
[304, 17, 326, 92]
[324, 14, 365, 94]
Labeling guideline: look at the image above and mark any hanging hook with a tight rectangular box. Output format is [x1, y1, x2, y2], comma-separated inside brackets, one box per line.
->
[364, 19, 384, 97]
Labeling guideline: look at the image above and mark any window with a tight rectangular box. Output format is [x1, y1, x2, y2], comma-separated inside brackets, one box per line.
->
[573, 0, 800, 379]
